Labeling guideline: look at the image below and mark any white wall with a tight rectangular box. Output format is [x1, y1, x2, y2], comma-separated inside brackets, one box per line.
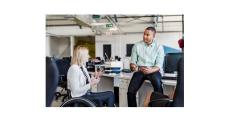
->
[156, 32, 183, 48]
[95, 34, 141, 59]
[49, 36, 71, 58]
[46, 36, 50, 57]
[46, 32, 182, 59]
[95, 32, 182, 59]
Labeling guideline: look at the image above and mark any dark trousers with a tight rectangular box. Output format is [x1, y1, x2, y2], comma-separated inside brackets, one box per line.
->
[127, 71, 163, 107]
[82, 91, 115, 107]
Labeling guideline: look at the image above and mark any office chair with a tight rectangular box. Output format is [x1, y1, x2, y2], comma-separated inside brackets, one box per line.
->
[138, 52, 182, 106]
[162, 53, 182, 80]
[46, 57, 59, 107]
[164, 53, 182, 73]
[171, 56, 184, 107]
[46, 57, 96, 107]
[148, 55, 184, 107]
[55, 58, 71, 102]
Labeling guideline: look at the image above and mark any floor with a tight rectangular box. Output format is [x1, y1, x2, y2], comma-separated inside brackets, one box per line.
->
[50, 85, 175, 107]
[51, 87, 67, 107]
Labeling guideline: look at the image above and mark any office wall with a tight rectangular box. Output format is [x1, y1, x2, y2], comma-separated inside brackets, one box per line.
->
[49, 36, 71, 58]
[95, 34, 141, 59]
[95, 32, 182, 58]
[46, 32, 182, 58]
[46, 36, 50, 57]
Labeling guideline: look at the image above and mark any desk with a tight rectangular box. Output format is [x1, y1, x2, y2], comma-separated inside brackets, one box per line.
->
[89, 72, 177, 107]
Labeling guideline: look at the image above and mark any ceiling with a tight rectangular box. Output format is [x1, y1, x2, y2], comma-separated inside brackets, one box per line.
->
[46, 14, 183, 36]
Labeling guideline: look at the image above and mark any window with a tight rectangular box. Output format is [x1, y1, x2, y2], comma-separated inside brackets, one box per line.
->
[126, 44, 134, 57]
[103, 44, 111, 60]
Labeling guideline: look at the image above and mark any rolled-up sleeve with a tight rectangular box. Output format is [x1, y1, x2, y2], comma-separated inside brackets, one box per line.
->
[155, 45, 165, 69]
[130, 44, 137, 64]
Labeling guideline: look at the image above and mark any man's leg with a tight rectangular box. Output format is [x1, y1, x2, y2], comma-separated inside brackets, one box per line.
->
[147, 71, 163, 94]
[127, 71, 146, 107]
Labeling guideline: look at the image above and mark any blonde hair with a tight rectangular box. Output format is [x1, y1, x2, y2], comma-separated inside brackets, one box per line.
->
[71, 46, 89, 65]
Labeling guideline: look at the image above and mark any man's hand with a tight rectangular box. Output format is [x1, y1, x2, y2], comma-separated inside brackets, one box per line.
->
[140, 67, 154, 74]
[140, 66, 160, 74]
[130, 63, 138, 72]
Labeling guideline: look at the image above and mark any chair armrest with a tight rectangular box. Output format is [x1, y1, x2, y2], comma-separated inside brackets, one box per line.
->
[148, 98, 173, 107]
[149, 98, 173, 102]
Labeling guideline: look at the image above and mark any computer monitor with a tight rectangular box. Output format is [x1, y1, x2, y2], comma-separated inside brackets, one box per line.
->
[164, 53, 182, 73]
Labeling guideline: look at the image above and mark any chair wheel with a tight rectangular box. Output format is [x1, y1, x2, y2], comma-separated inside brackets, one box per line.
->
[62, 95, 68, 102]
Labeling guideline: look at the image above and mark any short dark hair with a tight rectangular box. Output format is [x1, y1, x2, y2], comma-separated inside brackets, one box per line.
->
[145, 27, 156, 33]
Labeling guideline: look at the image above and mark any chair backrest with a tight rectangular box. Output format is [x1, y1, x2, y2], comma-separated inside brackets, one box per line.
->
[148, 54, 184, 107]
[148, 92, 171, 107]
[164, 53, 182, 73]
[46, 57, 59, 107]
[172, 55, 184, 107]
[55, 58, 71, 81]
[62, 57, 71, 62]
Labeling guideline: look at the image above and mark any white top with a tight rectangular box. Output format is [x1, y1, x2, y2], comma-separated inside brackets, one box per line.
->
[67, 64, 91, 97]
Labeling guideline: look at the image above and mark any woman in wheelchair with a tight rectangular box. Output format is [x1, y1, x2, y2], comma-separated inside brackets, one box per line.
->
[67, 46, 115, 107]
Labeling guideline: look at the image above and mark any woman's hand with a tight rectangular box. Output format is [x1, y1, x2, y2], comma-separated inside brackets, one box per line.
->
[95, 71, 103, 79]
[90, 76, 100, 86]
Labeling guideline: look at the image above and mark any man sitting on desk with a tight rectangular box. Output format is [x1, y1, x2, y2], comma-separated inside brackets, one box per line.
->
[127, 27, 165, 107]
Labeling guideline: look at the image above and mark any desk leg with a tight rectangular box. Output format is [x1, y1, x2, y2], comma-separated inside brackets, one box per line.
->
[119, 87, 128, 107]
[118, 79, 130, 107]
